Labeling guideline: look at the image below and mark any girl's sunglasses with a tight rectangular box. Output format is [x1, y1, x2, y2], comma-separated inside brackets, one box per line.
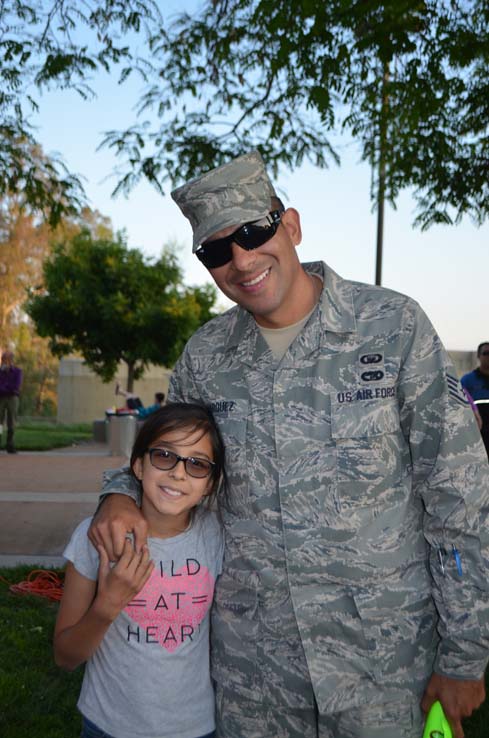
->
[148, 447, 215, 478]
[195, 209, 283, 269]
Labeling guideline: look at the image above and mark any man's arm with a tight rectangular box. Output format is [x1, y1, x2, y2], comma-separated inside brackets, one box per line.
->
[8, 366, 22, 394]
[14, 367, 22, 393]
[88, 467, 147, 559]
[397, 304, 489, 733]
[421, 673, 485, 738]
[463, 388, 483, 431]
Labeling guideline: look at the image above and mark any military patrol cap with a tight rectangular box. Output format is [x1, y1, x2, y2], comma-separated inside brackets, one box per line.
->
[171, 150, 277, 250]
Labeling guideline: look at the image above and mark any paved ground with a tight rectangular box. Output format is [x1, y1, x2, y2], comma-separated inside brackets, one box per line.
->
[0, 441, 127, 568]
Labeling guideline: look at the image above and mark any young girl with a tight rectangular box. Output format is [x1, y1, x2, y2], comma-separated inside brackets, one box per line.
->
[54, 403, 226, 738]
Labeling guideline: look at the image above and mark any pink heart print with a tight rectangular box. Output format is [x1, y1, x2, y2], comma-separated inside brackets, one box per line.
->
[124, 562, 214, 653]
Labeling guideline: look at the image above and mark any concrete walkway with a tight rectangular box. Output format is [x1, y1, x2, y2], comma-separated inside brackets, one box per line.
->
[0, 441, 127, 568]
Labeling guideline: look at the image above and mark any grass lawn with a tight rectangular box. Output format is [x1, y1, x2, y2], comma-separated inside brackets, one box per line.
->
[0, 566, 83, 738]
[14, 421, 93, 451]
[0, 565, 488, 737]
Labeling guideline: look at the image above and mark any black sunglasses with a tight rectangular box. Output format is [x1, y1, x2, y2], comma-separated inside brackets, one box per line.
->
[148, 447, 215, 478]
[195, 210, 283, 269]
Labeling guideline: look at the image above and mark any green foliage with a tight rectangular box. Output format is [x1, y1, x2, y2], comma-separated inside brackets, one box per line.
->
[0, 0, 161, 224]
[0, 196, 118, 416]
[0, 567, 83, 738]
[14, 323, 59, 417]
[0, 138, 85, 228]
[102, 0, 489, 229]
[26, 230, 218, 389]
[14, 422, 92, 450]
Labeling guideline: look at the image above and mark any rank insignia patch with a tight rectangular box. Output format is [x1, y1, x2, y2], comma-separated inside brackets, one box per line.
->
[446, 373, 469, 407]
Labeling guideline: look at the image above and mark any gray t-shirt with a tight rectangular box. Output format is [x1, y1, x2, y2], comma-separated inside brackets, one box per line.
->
[63, 508, 224, 738]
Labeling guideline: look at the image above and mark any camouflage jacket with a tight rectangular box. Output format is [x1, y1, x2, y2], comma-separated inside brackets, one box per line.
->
[102, 261, 489, 713]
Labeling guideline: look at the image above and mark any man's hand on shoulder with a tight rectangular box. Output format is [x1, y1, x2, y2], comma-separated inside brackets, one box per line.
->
[421, 672, 485, 738]
[88, 495, 148, 561]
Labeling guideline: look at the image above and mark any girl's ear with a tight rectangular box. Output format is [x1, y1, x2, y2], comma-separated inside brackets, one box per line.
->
[132, 457, 144, 481]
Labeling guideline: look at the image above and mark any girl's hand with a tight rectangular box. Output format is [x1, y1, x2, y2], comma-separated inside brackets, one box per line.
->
[94, 538, 154, 621]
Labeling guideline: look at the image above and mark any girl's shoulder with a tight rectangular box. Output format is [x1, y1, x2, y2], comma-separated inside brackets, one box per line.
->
[192, 507, 225, 570]
[194, 506, 222, 535]
[64, 516, 94, 549]
[63, 516, 99, 581]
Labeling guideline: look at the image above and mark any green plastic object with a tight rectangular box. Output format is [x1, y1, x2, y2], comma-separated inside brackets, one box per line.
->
[422, 700, 453, 738]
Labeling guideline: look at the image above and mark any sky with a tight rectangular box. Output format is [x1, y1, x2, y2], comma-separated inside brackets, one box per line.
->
[30, 2, 488, 353]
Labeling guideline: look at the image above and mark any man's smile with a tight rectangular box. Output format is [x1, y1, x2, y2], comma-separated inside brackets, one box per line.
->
[240, 267, 271, 290]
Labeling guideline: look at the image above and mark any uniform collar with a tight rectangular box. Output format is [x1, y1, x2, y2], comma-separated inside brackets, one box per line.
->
[223, 261, 356, 366]
[306, 261, 356, 334]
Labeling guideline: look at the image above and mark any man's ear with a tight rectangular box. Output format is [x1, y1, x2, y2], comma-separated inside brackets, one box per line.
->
[132, 458, 143, 481]
[281, 208, 302, 247]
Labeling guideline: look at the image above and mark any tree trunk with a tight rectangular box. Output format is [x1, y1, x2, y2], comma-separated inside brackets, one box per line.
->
[35, 371, 47, 414]
[375, 63, 389, 286]
[126, 362, 135, 393]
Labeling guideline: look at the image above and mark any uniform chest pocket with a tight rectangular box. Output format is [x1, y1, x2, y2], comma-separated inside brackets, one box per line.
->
[212, 399, 249, 493]
[331, 395, 403, 512]
[212, 399, 248, 446]
[331, 393, 399, 439]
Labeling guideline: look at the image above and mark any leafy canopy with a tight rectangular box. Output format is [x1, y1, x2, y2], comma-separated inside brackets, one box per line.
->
[26, 230, 217, 387]
[0, 0, 160, 224]
[102, 0, 489, 230]
[0, 160, 114, 349]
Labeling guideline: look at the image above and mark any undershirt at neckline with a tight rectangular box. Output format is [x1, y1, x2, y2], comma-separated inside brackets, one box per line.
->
[258, 305, 317, 361]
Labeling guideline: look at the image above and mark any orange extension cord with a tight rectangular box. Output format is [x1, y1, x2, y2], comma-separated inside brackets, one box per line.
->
[0, 569, 64, 601]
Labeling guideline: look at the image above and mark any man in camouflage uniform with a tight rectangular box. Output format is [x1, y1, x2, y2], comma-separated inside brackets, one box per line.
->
[90, 151, 489, 738]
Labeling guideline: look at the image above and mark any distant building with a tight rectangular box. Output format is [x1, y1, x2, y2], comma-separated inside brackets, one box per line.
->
[449, 350, 478, 380]
[57, 357, 171, 424]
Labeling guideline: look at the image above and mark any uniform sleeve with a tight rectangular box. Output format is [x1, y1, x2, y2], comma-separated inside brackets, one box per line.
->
[217, 523, 225, 576]
[397, 304, 489, 679]
[99, 466, 142, 506]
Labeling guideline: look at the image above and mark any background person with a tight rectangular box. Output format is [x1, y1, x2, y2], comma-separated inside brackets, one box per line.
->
[0, 349, 22, 454]
[115, 384, 166, 417]
[461, 342, 489, 458]
[89, 151, 489, 738]
[463, 387, 483, 432]
[54, 403, 226, 738]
